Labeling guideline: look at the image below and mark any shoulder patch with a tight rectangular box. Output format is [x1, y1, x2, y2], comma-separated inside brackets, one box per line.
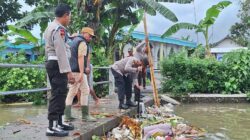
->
[60, 28, 65, 37]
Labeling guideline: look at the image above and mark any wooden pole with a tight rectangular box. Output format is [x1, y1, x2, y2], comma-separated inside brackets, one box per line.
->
[143, 12, 160, 107]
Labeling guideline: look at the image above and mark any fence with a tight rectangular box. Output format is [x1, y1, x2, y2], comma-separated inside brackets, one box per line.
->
[0, 63, 162, 97]
[0, 63, 114, 96]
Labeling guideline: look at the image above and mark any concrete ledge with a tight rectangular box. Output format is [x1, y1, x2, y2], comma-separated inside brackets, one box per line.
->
[75, 97, 154, 140]
[177, 94, 248, 103]
[189, 94, 247, 98]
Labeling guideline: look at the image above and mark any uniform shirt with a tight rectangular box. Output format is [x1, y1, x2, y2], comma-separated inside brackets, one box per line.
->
[111, 57, 139, 86]
[133, 41, 146, 61]
[44, 19, 71, 73]
[78, 42, 88, 57]
[78, 42, 88, 72]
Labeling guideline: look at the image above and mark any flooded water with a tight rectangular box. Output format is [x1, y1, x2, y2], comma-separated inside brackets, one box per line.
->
[0, 103, 46, 126]
[175, 103, 250, 140]
[1, 103, 250, 140]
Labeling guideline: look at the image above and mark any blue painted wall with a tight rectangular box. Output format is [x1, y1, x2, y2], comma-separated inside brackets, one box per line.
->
[0, 41, 36, 61]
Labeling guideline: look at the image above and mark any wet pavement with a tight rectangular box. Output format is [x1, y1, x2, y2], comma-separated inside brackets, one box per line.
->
[0, 92, 154, 140]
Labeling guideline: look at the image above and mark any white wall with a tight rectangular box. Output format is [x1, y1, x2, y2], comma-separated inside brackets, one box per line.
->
[215, 38, 243, 48]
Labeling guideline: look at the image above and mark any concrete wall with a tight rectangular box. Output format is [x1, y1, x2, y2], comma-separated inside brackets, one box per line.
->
[215, 38, 243, 48]
[123, 41, 184, 69]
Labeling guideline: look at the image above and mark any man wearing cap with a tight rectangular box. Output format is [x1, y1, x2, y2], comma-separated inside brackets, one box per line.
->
[44, 4, 75, 137]
[64, 27, 96, 122]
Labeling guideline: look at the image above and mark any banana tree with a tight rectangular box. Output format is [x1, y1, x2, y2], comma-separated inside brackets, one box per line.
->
[79, 0, 194, 59]
[162, 1, 232, 56]
[14, 0, 194, 61]
[6, 25, 45, 56]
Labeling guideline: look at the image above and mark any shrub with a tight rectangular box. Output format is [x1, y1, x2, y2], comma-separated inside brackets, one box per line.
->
[161, 49, 250, 94]
[0, 51, 46, 104]
[91, 47, 110, 97]
[222, 50, 250, 93]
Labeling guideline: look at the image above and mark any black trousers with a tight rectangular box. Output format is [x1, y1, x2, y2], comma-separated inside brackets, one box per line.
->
[45, 60, 68, 120]
[111, 68, 132, 104]
[138, 71, 146, 88]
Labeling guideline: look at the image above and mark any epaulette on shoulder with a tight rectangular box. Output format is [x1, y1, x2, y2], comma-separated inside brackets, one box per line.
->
[55, 25, 62, 31]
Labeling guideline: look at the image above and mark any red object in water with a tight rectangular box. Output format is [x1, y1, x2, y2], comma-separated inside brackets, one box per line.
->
[166, 136, 171, 140]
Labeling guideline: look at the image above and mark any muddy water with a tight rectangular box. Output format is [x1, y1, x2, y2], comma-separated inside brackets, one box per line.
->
[175, 103, 250, 140]
[0, 104, 46, 126]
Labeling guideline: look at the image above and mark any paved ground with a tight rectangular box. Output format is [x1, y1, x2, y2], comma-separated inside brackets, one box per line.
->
[0, 88, 155, 140]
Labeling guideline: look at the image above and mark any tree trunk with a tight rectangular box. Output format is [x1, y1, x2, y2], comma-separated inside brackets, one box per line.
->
[107, 21, 119, 62]
[205, 26, 211, 57]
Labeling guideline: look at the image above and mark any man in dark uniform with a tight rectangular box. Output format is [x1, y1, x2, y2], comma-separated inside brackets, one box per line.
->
[44, 4, 75, 137]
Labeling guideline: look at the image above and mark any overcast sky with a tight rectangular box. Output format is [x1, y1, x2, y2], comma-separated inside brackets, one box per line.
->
[135, 0, 241, 44]
[19, 0, 241, 45]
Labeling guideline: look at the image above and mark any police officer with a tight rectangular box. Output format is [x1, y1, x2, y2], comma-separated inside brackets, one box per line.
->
[111, 56, 143, 109]
[44, 4, 75, 137]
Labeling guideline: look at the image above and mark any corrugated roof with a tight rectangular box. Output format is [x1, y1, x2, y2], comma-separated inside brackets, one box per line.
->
[3, 41, 34, 50]
[131, 31, 197, 48]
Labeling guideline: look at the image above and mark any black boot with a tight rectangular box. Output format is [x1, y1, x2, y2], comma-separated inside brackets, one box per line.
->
[119, 102, 129, 109]
[58, 115, 74, 131]
[46, 120, 69, 137]
[126, 100, 137, 107]
[140, 94, 145, 98]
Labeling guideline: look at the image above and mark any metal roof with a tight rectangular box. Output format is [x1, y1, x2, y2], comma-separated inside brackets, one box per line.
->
[131, 31, 197, 48]
[2, 41, 34, 50]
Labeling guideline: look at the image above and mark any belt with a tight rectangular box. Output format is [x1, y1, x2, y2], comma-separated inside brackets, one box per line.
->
[48, 56, 58, 60]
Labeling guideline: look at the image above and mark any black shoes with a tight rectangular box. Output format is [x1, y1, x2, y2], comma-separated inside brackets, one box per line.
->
[140, 94, 145, 98]
[126, 101, 137, 107]
[134, 99, 143, 102]
[46, 127, 69, 137]
[119, 104, 129, 109]
[58, 123, 74, 131]
[119, 101, 137, 109]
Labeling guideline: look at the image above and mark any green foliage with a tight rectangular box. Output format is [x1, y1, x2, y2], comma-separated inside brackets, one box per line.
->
[0, 0, 23, 35]
[230, 0, 250, 47]
[161, 50, 226, 93]
[203, 1, 231, 25]
[8, 25, 38, 44]
[246, 92, 250, 102]
[222, 50, 250, 93]
[161, 49, 250, 94]
[0, 52, 46, 104]
[162, 1, 232, 37]
[162, 1, 232, 55]
[191, 44, 205, 58]
[91, 47, 111, 97]
[144, 0, 178, 22]
[15, 12, 54, 29]
[92, 135, 101, 140]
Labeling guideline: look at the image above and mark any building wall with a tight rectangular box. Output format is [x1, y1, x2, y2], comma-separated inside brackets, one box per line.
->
[215, 39, 243, 48]
[0, 48, 36, 61]
[123, 41, 184, 69]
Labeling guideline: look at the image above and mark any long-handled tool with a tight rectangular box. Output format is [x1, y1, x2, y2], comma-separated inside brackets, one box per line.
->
[143, 12, 160, 107]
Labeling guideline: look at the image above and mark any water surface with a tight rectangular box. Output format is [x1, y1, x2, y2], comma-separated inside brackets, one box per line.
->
[0, 104, 46, 126]
[175, 103, 250, 140]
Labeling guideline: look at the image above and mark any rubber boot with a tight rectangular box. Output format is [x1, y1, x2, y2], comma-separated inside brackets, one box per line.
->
[64, 105, 76, 122]
[81, 106, 97, 122]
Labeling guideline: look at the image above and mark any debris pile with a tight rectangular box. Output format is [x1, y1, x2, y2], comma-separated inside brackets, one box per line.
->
[92, 103, 205, 140]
